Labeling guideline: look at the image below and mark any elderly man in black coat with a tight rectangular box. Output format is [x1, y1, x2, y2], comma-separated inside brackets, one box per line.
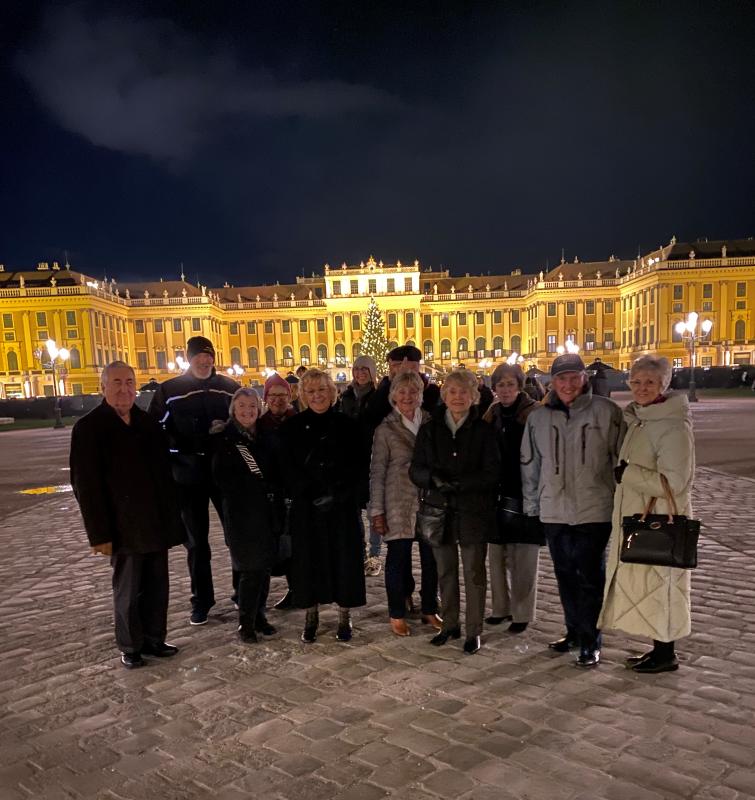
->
[70, 361, 185, 669]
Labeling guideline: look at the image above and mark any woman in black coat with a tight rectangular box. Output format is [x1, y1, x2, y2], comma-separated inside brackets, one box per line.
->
[410, 368, 500, 654]
[482, 363, 543, 634]
[211, 387, 281, 643]
[278, 368, 368, 643]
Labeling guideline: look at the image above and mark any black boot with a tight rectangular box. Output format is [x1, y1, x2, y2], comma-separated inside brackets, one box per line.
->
[301, 607, 319, 643]
[336, 607, 353, 641]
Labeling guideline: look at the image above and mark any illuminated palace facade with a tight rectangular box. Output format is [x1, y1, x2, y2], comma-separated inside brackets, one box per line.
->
[0, 236, 753, 398]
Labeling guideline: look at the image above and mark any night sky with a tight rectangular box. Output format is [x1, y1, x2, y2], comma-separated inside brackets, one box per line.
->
[1, 1, 753, 287]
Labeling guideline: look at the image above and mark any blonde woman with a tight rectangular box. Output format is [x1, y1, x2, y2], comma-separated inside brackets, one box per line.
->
[410, 368, 499, 654]
[600, 355, 694, 673]
[370, 371, 441, 636]
[278, 369, 368, 643]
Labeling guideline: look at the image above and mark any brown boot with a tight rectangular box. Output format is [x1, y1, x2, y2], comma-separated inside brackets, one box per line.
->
[421, 614, 443, 630]
[390, 618, 411, 636]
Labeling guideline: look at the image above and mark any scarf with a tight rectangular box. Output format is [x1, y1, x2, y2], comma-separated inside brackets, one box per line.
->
[445, 408, 469, 435]
[399, 407, 424, 436]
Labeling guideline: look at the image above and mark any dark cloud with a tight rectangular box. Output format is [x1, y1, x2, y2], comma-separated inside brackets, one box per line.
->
[16, 5, 402, 161]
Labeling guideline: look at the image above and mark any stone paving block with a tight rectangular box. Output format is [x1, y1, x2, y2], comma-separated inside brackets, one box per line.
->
[333, 782, 388, 800]
[351, 739, 407, 767]
[608, 752, 700, 797]
[367, 754, 436, 790]
[433, 743, 490, 771]
[272, 753, 325, 778]
[384, 727, 448, 757]
[421, 767, 478, 798]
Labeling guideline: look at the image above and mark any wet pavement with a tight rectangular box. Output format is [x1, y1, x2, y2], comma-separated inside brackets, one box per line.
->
[1, 400, 755, 798]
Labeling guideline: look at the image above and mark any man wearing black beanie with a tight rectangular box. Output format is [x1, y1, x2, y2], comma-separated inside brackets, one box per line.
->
[150, 336, 239, 625]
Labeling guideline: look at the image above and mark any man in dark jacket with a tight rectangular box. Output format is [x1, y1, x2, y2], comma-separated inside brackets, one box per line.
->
[70, 361, 185, 669]
[149, 336, 239, 625]
[372, 345, 441, 424]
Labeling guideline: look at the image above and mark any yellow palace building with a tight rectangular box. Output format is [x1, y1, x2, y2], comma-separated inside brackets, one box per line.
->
[0, 235, 753, 398]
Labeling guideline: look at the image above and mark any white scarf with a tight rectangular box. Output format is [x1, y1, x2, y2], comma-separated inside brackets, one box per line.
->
[445, 408, 468, 435]
[399, 407, 424, 436]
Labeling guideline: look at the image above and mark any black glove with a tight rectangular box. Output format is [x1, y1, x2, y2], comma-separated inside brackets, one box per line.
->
[614, 460, 628, 484]
[432, 472, 459, 494]
[312, 494, 335, 511]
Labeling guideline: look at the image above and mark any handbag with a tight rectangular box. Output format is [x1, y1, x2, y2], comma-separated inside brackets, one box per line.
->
[415, 491, 447, 548]
[620, 474, 700, 569]
[490, 497, 527, 544]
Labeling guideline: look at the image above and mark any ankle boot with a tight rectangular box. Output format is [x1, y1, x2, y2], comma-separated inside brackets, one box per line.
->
[301, 606, 319, 643]
[336, 607, 352, 641]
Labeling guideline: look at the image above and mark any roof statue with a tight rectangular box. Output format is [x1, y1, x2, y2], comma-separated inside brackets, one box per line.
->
[125, 289, 130, 299]
[450, 285, 455, 295]
[182, 288, 187, 298]
[51, 276, 56, 287]
[144, 290, 149, 298]
[20, 275, 25, 287]
[577, 272, 582, 281]
[689, 249, 696, 259]
[722, 245, 727, 258]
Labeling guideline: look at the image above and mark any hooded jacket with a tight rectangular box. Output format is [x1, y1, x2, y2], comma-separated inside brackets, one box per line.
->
[599, 394, 694, 641]
[521, 386, 625, 525]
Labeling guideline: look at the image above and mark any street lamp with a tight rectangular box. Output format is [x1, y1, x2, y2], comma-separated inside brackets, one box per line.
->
[556, 340, 580, 356]
[33, 339, 70, 398]
[227, 364, 244, 378]
[674, 312, 713, 402]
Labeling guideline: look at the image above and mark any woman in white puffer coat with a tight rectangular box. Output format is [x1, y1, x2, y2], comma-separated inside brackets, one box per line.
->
[599, 355, 695, 673]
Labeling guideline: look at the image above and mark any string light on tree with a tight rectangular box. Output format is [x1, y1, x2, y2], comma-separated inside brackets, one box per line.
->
[360, 297, 389, 372]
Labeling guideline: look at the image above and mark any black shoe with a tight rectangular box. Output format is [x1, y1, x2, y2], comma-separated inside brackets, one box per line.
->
[575, 647, 601, 668]
[463, 635, 481, 654]
[141, 641, 179, 657]
[238, 626, 258, 644]
[274, 591, 294, 610]
[336, 621, 353, 642]
[301, 611, 319, 643]
[485, 615, 512, 626]
[231, 594, 239, 610]
[625, 651, 654, 668]
[548, 635, 577, 653]
[632, 655, 679, 674]
[508, 622, 528, 634]
[255, 619, 277, 636]
[121, 652, 146, 669]
[430, 628, 461, 646]
[190, 609, 209, 626]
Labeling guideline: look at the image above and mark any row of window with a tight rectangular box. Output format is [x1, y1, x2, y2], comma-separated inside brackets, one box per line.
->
[1, 346, 83, 372]
[332, 277, 414, 295]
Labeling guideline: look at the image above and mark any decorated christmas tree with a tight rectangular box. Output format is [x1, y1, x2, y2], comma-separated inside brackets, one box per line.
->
[360, 297, 389, 372]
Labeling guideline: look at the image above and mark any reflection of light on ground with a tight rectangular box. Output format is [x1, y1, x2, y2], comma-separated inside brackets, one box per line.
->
[19, 484, 73, 495]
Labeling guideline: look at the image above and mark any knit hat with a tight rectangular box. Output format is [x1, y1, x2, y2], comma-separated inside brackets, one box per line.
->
[551, 353, 586, 376]
[353, 355, 377, 383]
[284, 374, 300, 385]
[387, 344, 422, 363]
[187, 336, 215, 361]
[263, 373, 291, 401]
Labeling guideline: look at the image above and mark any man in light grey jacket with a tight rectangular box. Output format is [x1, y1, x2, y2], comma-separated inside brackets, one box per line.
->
[521, 354, 625, 668]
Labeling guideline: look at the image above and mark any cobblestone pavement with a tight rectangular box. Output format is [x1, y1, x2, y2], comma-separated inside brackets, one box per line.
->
[2, 463, 755, 798]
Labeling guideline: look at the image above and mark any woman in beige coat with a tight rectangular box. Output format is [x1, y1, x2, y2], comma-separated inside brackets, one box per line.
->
[370, 371, 441, 636]
[599, 355, 695, 673]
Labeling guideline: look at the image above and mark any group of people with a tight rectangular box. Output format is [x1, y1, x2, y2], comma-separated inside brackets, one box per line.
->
[70, 336, 694, 677]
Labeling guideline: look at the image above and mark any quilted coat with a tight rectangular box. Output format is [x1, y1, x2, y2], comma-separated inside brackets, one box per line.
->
[369, 409, 430, 540]
[599, 394, 694, 641]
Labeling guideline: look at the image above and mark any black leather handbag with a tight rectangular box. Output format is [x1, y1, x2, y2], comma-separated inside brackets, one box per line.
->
[620, 474, 700, 569]
[415, 491, 447, 548]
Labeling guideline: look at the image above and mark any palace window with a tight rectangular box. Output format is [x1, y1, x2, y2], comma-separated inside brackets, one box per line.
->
[547, 303, 556, 317]
[475, 337, 486, 356]
[332, 280, 341, 296]
[317, 344, 327, 365]
[673, 357, 683, 368]
[265, 346, 276, 367]
[173, 318, 182, 332]
[423, 314, 431, 328]
[316, 319, 325, 332]
[7, 351, 19, 371]
[493, 310, 502, 324]
[475, 312, 484, 325]
[673, 302, 683, 313]
[673, 285, 683, 300]
[351, 314, 361, 331]
[193, 318, 202, 331]
[282, 320, 291, 333]
[547, 335, 557, 353]
[423, 340, 433, 358]
[458, 312, 467, 326]
[440, 339, 451, 359]
[735, 319, 746, 341]
[229, 322, 238, 335]
[66, 311, 76, 326]
[702, 301, 712, 312]
[736, 281, 746, 297]
[405, 312, 414, 328]
[334, 316, 343, 332]
[510, 335, 521, 353]
[511, 310, 520, 323]
[584, 332, 595, 351]
[156, 351, 167, 370]
[299, 319, 308, 333]
[36, 312, 46, 327]
[134, 319, 145, 334]
[2, 313, 13, 328]
[493, 336, 503, 355]
[585, 300, 595, 315]
[69, 347, 81, 369]
[368, 279, 377, 294]
[387, 278, 395, 293]
[248, 347, 258, 367]
[264, 321, 273, 334]
[441, 313, 449, 326]
[350, 279, 359, 294]
[154, 319, 164, 333]
[335, 343, 347, 365]
[300, 345, 310, 365]
[404, 277, 413, 292]
[458, 338, 469, 357]
[604, 300, 614, 314]
[387, 313, 397, 328]
[231, 347, 241, 365]
[352, 343, 361, 359]
[282, 346, 294, 365]
[137, 352, 148, 370]
[566, 301, 576, 316]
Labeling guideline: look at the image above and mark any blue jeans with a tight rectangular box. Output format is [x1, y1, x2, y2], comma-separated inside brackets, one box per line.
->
[360, 512, 382, 558]
[544, 522, 611, 650]
[384, 538, 439, 618]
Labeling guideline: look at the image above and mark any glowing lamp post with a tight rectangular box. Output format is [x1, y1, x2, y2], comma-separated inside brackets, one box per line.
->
[674, 313, 713, 402]
[556, 340, 580, 356]
[34, 339, 70, 399]
[227, 364, 245, 380]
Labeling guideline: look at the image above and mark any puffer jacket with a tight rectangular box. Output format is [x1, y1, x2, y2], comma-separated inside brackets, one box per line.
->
[369, 409, 430, 540]
[599, 394, 694, 641]
[521, 387, 625, 525]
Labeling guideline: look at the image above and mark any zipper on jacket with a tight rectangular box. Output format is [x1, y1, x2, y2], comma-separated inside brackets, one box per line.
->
[552, 425, 560, 475]
[581, 424, 589, 465]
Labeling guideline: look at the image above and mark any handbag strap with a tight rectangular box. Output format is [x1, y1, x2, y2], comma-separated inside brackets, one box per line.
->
[640, 472, 677, 523]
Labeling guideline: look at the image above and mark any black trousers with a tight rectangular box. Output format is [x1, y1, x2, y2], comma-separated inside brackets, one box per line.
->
[384, 538, 439, 619]
[111, 551, 169, 654]
[544, 522, 611, 650]
[177, 483, 224, 612]
[233, 570, 271, 627]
